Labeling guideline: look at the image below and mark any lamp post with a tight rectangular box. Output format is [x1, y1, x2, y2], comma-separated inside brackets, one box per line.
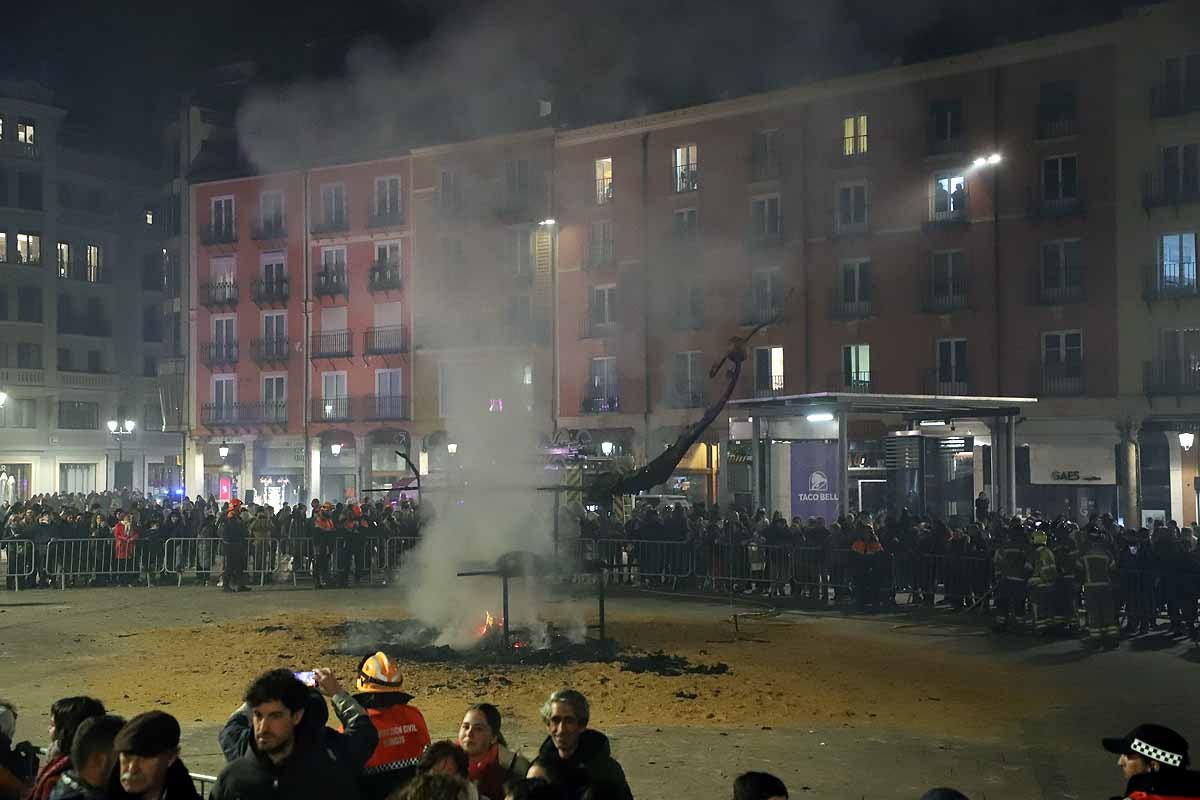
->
[330, 442, 343, 456]
[1181, 432, 1194, 452]
[970, 152, 1004, 394]
[107, 418, 136, 489]
[218, 441, 230, 459]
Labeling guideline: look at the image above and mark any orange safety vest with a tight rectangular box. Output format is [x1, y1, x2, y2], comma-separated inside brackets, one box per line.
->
[362, 703, 432, 774]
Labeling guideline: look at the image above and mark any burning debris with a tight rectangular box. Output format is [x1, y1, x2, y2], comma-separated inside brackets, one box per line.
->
[321, 619, 729, 677]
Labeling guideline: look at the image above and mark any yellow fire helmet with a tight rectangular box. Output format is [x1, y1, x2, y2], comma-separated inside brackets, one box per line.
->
[1031, 530, 1048, 547]
[356, 651, 404, 693]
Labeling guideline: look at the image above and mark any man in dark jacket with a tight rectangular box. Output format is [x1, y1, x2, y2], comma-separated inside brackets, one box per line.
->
[218, 499, 250, 592]
[210, 668, 378, 800]
[531, 689, 633, 800]
[105, 711, 200, 800]
[49, 714, 125, 800]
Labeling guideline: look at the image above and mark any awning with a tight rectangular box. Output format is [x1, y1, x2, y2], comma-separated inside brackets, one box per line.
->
[729, 391, 1036, 420]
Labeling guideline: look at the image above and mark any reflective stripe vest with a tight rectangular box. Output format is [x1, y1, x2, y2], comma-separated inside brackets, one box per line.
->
[362, 703, 432, 774]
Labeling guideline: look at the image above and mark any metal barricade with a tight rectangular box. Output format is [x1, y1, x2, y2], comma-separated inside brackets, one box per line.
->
[163, 538, 220, 586]
[192, 774, 218, 797]
[383, 536, 421, 574]
[1, 539, 35, 591]
[46, 538, 156, 588]
[586, 538, 693, 586]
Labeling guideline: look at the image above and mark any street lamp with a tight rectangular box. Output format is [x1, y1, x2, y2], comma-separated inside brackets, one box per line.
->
[538, 218, 556, 227]
[330, 442, 343, 456]
[600, 440, 614, 457]
[108, 418, 136, 488]
[218, 441, 230, 459]
[1181, 432, 1195, 452]
[0, 391, 7, 408]
[447, 442, 458, 455]
[972, 152, 1003, 169]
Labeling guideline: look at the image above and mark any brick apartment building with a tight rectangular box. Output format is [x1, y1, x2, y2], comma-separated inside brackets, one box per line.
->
[180, 1, 1200, 523]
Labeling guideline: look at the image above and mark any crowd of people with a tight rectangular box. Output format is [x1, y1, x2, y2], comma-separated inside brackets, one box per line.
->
[2, 661, 1199, 799]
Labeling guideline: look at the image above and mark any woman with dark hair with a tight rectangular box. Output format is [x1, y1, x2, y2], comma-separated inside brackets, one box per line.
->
[458, 704, 530, 800]
[27, 696, 106, 800]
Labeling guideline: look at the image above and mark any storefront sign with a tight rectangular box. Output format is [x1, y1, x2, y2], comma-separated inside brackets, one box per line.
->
[1029, 442, 1116, 485]
[791, 440, 840, 521]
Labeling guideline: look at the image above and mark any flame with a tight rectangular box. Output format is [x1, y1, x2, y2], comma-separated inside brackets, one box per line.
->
[477, 611, 498, 638]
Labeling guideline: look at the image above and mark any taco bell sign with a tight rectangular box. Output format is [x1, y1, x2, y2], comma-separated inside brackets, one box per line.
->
[791, 440, 841, 521]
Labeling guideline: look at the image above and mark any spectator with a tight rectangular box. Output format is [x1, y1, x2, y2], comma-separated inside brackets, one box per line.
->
[354, 652, 432, 800]
[1103, 723, 1200, 798]
[392, 773, 473, 800]
[531, 689, 632, 800]
[219, 498, 250, 592]
[50, 714, 126, 800]
[211, 668, 378, 800]
[733, 771, 788, 800]
[106, 711, 199, 800]
[458, 704, 530, 800]
[0, 700, 38, 800]
[29, 696, 107, 800]
[504, 779, 566, 800]
[417, 742, 477, 800]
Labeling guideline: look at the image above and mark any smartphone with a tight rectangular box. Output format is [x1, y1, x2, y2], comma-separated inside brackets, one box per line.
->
[293, 671, 317, 687]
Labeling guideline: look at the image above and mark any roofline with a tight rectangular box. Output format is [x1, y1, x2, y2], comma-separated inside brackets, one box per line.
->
[410, 127, 556, 157]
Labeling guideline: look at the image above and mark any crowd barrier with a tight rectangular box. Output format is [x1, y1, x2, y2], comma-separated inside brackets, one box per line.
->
[0, 539, 34, 590]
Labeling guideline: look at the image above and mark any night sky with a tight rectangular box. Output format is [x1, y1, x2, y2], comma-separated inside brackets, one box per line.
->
[7, 0, 1134, 164]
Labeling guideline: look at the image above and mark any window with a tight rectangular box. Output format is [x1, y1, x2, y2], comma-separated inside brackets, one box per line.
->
[56, 241, 71, 277]
[930, 100, 963, 145]
[842, 114, 868, 156]
[1042, 155, 1079, 202]
[144, 355, 157, 377]
[1159, 232, 1197, 288]
[1161, 144, 1200, 201]
[16, 119, 35, 145]
[58, 401, 99, 430]
[375, 241, 401, 269]
[837, 182, 868, 230]
[264, 312, 287, 349]
[17, 232, 40, 265]
[1161, 54, 1200, 113]
[321, 305, 347, 333]
[672, 144, 698, 193]
[144, 401, 164, 431]
[87, 350, 102, 373]
[589, 284, 618, 327]
[672, 208, 698, 240]
[321, 247, 347, 280]
[504, 228, 533, 276]
[588, 221, 614, 265]
[86, 244, 101, 282]
[57, 348, 72, 370]
[213, 375, 236, 416]
[10, 398, 36, 428]
[143, 306, 162, 342]
[931, 251, 967, 299]
[750, 129, 780, 179]
[754, 346, 785, 395]
[1041, 240, 1083, 296]
[504, 159, 532, 197]
[210, 256, 236, 303]
[320, 183, 346, 226]
[59, 464, 95, 494]
[260, 190, 285, 228]
[595, 157, 613, 204]
[840, 259, 872, 304]
[438, 170, 460, 209]
[1038, 80, 1077, 124]
[144, 208, 154, 225]
[262, 251, 286, 289]
[588, 357, 618, 409]
[321, 372, 348, 420]
[212, 316, 236, 363]
[751, 195, 781, 238]
[842, 344, 870, 389]
[211, 196, 235, 235]
[936, 339, 968, 387]
[374, 176, 402, 215]
[376, 368, 402, 397]
[932, 173, 967, 219]
[16, 170, 38, 208]
[672, 351, 704, 406]
[1042, 330, 1083, 388]
[17, 287, 41, 322]
[0, 232, 6, 262]
[263, 375, 286, 421]
[751, 268, 784, 318]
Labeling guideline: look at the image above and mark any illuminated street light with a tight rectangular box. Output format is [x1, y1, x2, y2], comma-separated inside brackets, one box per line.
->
[1181, 432, 1195, 452]
[447, 442, 458, 455]
[107, 419, 118, 432]
[123, 419, 135, 433]
[0, 390, 7, 407]
[600, 440, 614, 457]
[218, 441, 230, 459]
[987, 153, 1003, 165]
[538, 218, 556, 226]
[330, 442, 343, 456]
[973, 152, 1003, 168]
[806, 412, 834, 423]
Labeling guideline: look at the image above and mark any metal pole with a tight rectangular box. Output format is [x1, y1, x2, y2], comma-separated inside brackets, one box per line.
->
[597, 570, 606, 642]
[501, 575, 510, 649]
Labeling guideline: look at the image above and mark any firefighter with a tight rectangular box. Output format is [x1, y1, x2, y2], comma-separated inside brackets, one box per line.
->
[312, 502, 336, 590]
[352, 652, 432, 800]
[1079, 526, 1120, 647]
[1026, 525, 1058, 633]
[1052, 523, 1080, 630]
[993, 522, 1031, 632]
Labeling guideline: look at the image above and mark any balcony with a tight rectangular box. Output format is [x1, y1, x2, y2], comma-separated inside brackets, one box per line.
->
[368, 208, 406, 229]
[201, 401, 288, 427]
[829, 370, 873, 394]
[59, 320, 112, 337]
[364, 394, 410, 421]
[919, 276, 969, 314]
[1150, 82, 1200, 119]
[927, 133, 965, 157]
[1034, 114, 1079, 140]
[58, 370, 112, 389]
[311, 396, 353, 423]
[202, 341, 239, 366]
[310, 214, 349, 236]
[363, 325, 409, 355]
[1039, 362, 1084, 396]
[829, 293, 873, 321]
[312, 270, 349, 299]
[57, 263, 111, 284]
[745, 224, 784, 249]
[923, 369, 970, 396]
[672, 165, 699, 194]
[1144, 360, 1200, 395]
[251, 278, 289, 306]
[835, 137, 869, 164]
[250, 337, 291, 364]
[310, 329, 352, 358]
[0, 367, 44, 386]
[251, 218, 287, 241]
[494, 185, 543, 225]
[1030, 269, 1084, 305]
[580, 388, 620, 414]
[925, 199, 969, 229]
[741, 301, 783, 327]
[1144, 262, 1199, 301]
[583, 245, 617, 273]
[834, 214, 869, 238]
[668, 384, 707, 409]
[1141, 170, 1200, 210]
[368, 261, 403, 292]
[0, 139, 40, 159]
[1027, 183, 1085, 219]
[200, 281, 239, 308]
[581, 317, 618, 339]
[199, 222, 238, 246]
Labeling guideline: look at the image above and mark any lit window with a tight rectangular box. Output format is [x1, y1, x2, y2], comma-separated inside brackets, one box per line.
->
[16, 119, 35, 146]
[595, 158, 613, 204]
[842, 114, 868, 156]
[672, 145, 698, 193]
[144, 209, 154, 225]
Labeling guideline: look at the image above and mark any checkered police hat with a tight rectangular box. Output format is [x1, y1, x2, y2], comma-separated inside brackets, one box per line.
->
[1103, 724, 1189, 768]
